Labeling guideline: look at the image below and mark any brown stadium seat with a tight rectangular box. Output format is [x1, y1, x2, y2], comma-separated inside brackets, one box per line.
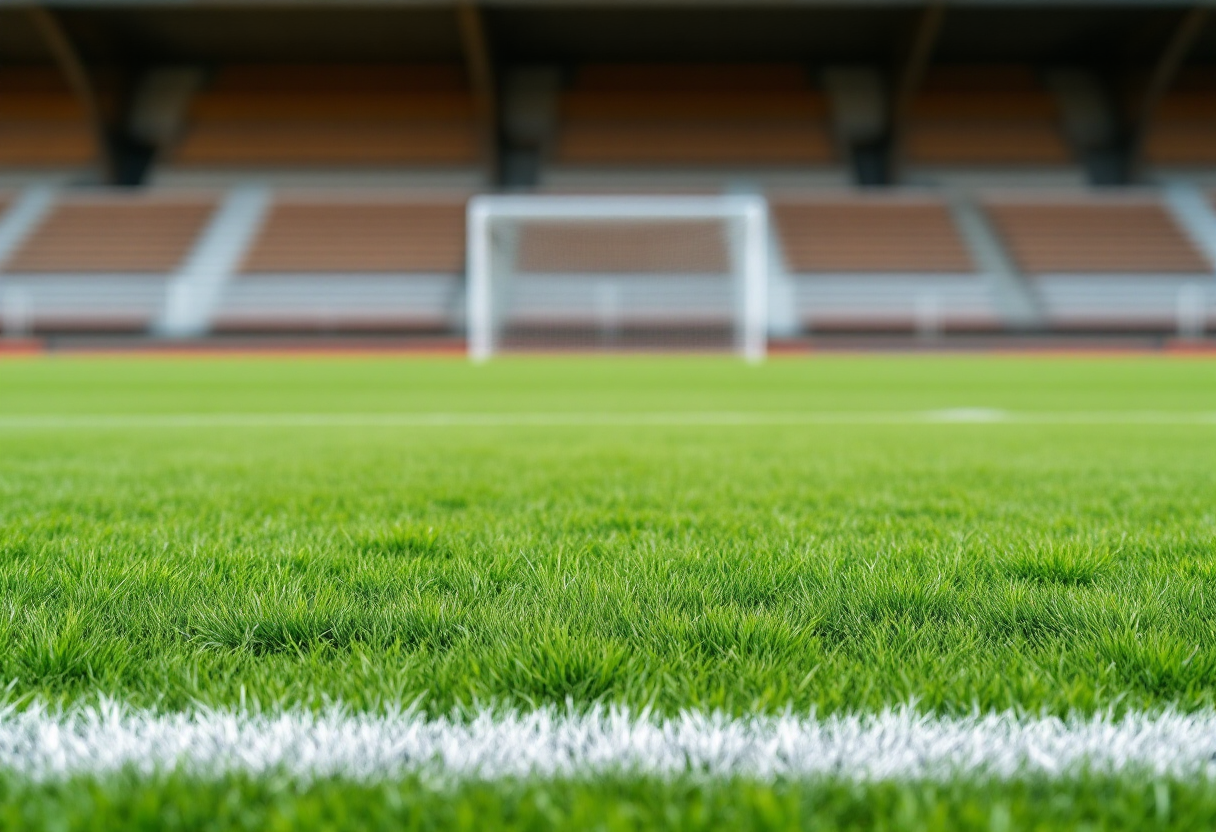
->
[516, 222, 730, 274]
[554, 64, 836, 166]
[171, 64, 481, 167]
[772, 197, 974, 273]
[4, 195, 215, 274]
[1144, 69, 1216, 167]
[240, 198, 467, 274]
[983, 197, 1208, 274]
[904, 66, 1071, 166]
[771, 195, 994, 332]
[0, 67, 96, 168]
[217, 194, 467, 335]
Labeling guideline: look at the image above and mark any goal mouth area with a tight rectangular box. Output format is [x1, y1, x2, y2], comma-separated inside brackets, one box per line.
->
[466, 194, 768, 362]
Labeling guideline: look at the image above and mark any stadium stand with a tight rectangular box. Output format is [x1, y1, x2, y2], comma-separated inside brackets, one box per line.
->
[212, 193, 467, 333]
[161, 65, 485, 185]
[901, 66, 1079, 186]
[984, 194, 1215, 330]
[241, 200, 465, 274]
[771, 194, 999, 333]
[774, 198, 972, 273]
[1, 3, 1214, 345]
[0, 66, 96, 180]
[984, 197, 1207, 274]
[0, 192, 216, 332]
[546, 64, 844, 187]
[517, 222, 728, 274]
[5, 197, 213, 274]
[1144, 68, 1216, 173]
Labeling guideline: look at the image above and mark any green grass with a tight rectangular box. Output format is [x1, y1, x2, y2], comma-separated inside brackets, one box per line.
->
[4, 772, 1216, 832]
[2, 355, 1216, 828]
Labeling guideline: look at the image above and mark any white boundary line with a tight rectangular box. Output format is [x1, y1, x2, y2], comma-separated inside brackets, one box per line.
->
[4, 704, 1216, 783]
[0, 410, 1214, 429]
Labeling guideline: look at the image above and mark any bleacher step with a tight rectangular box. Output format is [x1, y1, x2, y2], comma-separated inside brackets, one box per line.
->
[156, 185, 271, 338]
[949, 194, 1044, 330]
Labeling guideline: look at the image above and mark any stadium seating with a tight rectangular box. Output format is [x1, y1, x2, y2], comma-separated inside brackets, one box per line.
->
[164, 65, 484, 183]
[984, 194, 1214, 329]
[0, 66, 96, 176]
[0, 193, 216, 332]
[241, 200, 465, 274]
[902, 66, 1077, 184]
[212, 194, 467, 333]
[773, 198, 972, 273]
[771, 194, 999, 332]
[0, 184, 1212, 339]
[984, 197, 1206, 274]
[516, 222, 728, 275]
[1144, 68, 1216, 171]
[0, 6, 1212, 346]
[547, 64, 842, 186]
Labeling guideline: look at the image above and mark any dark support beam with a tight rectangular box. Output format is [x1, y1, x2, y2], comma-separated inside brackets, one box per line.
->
[456, 1, 501, 186]
[885, 0, 946, 185]
[1124, 5, 1209, 182]
[27, 6, 154, 186]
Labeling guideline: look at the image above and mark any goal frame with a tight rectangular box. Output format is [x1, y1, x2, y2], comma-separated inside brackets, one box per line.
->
[466, 194, 768, 362]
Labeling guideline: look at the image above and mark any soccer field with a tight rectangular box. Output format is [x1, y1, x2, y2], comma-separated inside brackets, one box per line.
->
[3, 355, 1216, 829]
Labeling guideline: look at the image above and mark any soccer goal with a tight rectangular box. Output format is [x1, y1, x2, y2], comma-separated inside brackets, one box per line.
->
[466, 194, 768, 361]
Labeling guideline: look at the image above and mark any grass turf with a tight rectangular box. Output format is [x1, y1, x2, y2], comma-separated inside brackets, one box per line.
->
[2, 355, 1216, 828]
[3, 772, 1213, 832]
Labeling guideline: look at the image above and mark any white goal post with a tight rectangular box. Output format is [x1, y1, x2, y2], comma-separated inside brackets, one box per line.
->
[467, 194, 768, 361]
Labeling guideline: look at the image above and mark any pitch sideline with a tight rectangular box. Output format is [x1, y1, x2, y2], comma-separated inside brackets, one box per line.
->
[3, 704, 1216, 783]
[0, 410, 1215, 429]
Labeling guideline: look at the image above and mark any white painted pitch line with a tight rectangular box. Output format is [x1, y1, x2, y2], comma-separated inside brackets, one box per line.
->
[0, 410, 1214, 429]
[4, 704, 1216, 783]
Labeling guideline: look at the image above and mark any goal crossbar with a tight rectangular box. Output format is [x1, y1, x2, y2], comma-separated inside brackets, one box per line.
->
[467, 194, 768, 362]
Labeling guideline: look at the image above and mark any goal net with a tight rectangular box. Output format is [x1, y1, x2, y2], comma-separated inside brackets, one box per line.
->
[467, 195, 768, 360]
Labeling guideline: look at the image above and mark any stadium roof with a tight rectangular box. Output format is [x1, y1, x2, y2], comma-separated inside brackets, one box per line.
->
[3, 1, 1213, 64]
